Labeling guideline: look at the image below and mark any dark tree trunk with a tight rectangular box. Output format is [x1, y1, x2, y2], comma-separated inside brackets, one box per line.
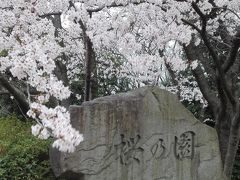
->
[215, 114, 231, 165]
[84, 36, 92, 101]
[182, 36, 240, 179]
[51, 14, 71, 108]
[0, 75, 29, 114]
[223, 125, 240, 178]
[78, 17, 98, 102]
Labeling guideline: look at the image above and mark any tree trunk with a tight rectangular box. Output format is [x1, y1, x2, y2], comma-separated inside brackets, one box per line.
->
[223, 126, 240, 179]
[183, 41, 240, 179]
[223, 109, 240, 179]
[51, 14, 71, 108]
[84, 36, 94, 101]
[80, 22, 98, 101]
[217, 122, 230, 164]
[0, 75, 29, 114]
[84, 37, 98, 101]
[215, 108, 240, 179]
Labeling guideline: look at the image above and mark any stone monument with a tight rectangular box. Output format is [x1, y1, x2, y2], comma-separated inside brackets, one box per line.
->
[50, 86, 226, 180]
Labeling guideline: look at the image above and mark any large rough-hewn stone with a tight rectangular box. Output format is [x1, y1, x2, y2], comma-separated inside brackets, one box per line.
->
[50, 87, 226, 180]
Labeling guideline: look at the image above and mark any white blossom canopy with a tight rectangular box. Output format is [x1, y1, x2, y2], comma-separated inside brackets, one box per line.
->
[0, 0, 239, 152]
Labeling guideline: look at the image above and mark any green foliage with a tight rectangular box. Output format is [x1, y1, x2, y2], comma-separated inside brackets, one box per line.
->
[97, 49, 135, 97]
[0, 49, 8, 57]
[0, 115, 55, 179]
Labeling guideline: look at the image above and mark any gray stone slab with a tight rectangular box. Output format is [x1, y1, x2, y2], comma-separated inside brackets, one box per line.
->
[50, 86, 226, 180]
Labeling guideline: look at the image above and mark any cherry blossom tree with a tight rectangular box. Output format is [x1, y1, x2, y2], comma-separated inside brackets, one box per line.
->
[1, 0, 240, 178]
[0, 0, 84, 153]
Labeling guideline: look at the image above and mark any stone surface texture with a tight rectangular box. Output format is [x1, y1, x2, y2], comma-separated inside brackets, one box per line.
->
[50, 86, 226, 180]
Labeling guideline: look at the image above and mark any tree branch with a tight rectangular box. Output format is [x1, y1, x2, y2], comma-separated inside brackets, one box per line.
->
[190, 2, 237, 107]
[183, 44, 219, 114]
[191, 2, 219, 63]
[85, 0, 165, 13]
[38, 12, 62, 18]
[223, 29, 240, 72]
[215, 20, 232, 47]
[181, 19, 201, 33]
